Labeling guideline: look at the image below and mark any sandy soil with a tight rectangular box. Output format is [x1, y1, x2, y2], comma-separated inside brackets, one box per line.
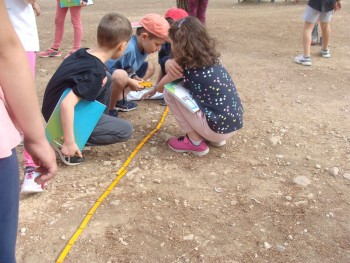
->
[16, 0, 350, 262]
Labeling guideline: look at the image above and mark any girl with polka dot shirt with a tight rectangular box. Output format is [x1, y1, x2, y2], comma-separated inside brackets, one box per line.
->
[153, 16, 243, 155]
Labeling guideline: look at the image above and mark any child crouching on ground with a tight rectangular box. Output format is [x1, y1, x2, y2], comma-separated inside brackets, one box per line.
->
[105, 14, 170, 112]
[154, 16, 244, 156]
[41, 13, 133, 165]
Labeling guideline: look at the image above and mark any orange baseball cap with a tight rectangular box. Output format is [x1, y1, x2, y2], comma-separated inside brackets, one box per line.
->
[164, 7, 189, 21]
[131, 14, 170, 41]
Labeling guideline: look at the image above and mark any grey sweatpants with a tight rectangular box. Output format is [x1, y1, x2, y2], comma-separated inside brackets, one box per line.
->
[88, 72, 133, 145]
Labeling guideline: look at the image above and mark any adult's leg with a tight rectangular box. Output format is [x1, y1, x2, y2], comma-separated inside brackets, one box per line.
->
[187, 0, 199, 18]
[0, 149, 19, 263]
[52, 0, 69, 49]
[69, 6, 83, 51]
[197, 0, 209, 24]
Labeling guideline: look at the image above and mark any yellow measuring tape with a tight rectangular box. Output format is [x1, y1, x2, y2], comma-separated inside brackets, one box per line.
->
[56, 107, 169, 263]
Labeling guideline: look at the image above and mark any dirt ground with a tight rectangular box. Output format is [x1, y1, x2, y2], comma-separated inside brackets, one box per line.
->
[15, 0, 350, 262]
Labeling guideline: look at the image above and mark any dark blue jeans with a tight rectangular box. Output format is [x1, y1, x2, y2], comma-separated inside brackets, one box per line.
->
[0, 148, 19, 263]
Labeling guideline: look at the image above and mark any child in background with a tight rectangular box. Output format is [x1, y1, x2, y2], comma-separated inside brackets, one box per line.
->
[294, 0, 342, 66]
[0, 1, 57, 260]
[5, 0, 47, 193]
[154, 16, 244, 155]
[105, 14, 169, 112]
[41, 13, 133, 165]
[38, 0, 88, 59]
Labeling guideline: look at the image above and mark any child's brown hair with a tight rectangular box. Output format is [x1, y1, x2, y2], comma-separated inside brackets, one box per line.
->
[169, 16, 220, 69]
[97, 13, 132, 49]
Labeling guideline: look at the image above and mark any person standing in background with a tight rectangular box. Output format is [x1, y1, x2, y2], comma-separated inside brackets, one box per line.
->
[188, 0, 208, 24]
[38, 0, 88, 59]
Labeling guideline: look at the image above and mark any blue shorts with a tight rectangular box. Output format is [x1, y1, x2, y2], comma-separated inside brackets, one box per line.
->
[136, 61, 148, 78]
[0, 148, 19, 263]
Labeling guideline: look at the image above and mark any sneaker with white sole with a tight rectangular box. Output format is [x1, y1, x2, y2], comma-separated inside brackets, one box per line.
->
[209, 140, 226, 147]
[321, 48, 331, 58]
[21, 166, 45, 193]
[51, 143, 84, 166]
[38, 48, 61, 58]
[294, 54, 312, 66]
[167, 135, 209, 156]
[115, 99, 138, 112]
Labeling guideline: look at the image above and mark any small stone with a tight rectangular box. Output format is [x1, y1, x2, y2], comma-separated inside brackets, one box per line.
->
[103, 161, 112, 166]
[61, 235, 66, 240]
[328, 167, 339, 177]
[111, 200, 120, 206]
[343, 173, 350, 180]
[150, 147, 157, 153]
[20, 227, 27, 235]
[276, 245, 286, 252]
[269, 136, 281, 146]
[153, 179, 161, 184]
[126, 167, 140, 179]
[275, 154, 284, 159]
[230, 200, 238, 206]
[293, 176, 311, 187]
[215, 187, 222, 193]
[285, 196, 292, 201]
[183, 234, 194, 240]
[288, 235, 293, 240]
[315, 164, 321, 169]
[264, 242, 272, 249]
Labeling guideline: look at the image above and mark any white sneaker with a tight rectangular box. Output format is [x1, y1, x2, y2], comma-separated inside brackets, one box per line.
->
[294, 54, 312, 66]
[209, 140, 227, 147]
[21, 167, 45, 193]
[321, 48, 331, 58]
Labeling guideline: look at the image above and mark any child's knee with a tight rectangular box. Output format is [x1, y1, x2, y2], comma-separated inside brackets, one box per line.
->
[112, 69, 128, 84]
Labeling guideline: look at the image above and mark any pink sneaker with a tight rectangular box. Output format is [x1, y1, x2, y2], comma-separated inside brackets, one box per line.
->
[167, 135, 209, 156]
[38, 48, 61, 58]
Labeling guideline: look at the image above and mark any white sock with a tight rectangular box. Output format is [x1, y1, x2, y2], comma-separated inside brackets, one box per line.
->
[189, 138, 202, 146]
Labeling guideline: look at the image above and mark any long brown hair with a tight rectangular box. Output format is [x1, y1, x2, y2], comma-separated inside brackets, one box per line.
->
[169, 16, 220, 68]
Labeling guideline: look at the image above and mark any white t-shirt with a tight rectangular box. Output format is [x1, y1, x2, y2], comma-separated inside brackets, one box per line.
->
[5, 0, 39, 52]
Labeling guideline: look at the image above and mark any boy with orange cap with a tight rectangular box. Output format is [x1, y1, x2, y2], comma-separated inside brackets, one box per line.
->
[106, 14, 170, 112]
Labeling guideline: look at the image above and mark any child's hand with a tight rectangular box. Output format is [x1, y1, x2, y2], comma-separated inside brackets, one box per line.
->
[165, 59, 183, 79]
[128, 78, 145, 92]
[24, 140, 57, 184]
[61, 141, 83, 158]
[80, 0, 88, 6]
[141, 87, 157, 100]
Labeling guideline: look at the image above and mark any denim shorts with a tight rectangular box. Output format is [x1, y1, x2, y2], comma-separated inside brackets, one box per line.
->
[303, 5, 333, 23]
